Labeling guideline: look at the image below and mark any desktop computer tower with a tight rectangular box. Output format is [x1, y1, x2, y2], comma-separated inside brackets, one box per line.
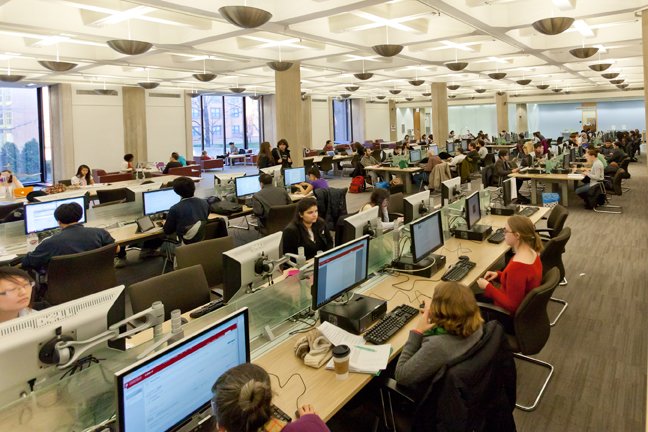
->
[453, 224, 493, 242]
[392, 254, 446, 278]
[319, 294, 387, 335]
[490, 205, 515, 216]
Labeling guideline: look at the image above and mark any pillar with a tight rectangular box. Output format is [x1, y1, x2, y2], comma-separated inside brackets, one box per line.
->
[431, 82, 448, 150]
[389, 99, 397, 141]
[274, 62, 303, 166]
[642, 10, 648, 165]
[495, 92, 509, 133]
[49, 83, 75, 181]
[351, 98, 366, 143]
[301, 95, 312, 151]
[122, 86, 147, 163]
[516, 103, 528, 135]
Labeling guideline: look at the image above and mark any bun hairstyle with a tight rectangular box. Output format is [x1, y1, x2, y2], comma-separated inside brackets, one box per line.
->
[507, 215, 543, 252]
[211, 363, 273, 432]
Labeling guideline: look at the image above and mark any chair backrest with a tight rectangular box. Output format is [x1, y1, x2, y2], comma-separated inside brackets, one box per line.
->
[539, 227, 571, 279]
[204, 217, 229, 240]
[45, 243, 118, 305]
[175, 237, 234, 288]
[99, 173, 134, 183]
[512, 267, 560, 355]
[318, 156, 334, 172]
[93, 198, 127, 208]
[389, 192, 404, 215]
[127, 265, 210, 321]
[483, 153, 495, 166]
[264, 203, 298, 235]
[168, 165, 202, 177]
[0, 202, 24, 223]
[92, 169, 108, 179]
[546, 204, 568, 237]
[96, 187, 129, 204]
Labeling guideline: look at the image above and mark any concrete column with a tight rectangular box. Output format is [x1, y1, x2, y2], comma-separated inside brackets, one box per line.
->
[495, 92, 509, 133]
[431, 82, 448, 150]
[642, 10, 648, 165]
[49, 83, 75, 181]
[351, 98, 366, 143]
[516, 103, 528, 134]
[122, 86, 148, 162]
[300, 95, 312, 151]
[274, 62, 303, 166]
[389, 99, 397, 141]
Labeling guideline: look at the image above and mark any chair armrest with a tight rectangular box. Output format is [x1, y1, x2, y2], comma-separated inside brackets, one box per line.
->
[535, 228, 553, 235]
[383, 378, 416, 404]
[477, 302, 512, 322]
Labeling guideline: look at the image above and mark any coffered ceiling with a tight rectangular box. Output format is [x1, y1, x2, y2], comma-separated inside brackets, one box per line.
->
[0, 0, 646, 101]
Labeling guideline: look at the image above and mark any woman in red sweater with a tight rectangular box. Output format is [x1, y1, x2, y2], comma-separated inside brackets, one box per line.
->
[477, 215, 543, 316]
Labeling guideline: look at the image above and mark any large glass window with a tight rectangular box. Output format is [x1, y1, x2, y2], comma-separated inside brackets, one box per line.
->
[0, 87, 45, 184]
[333, 99, 352, 144]
[191, 95, 263, 157]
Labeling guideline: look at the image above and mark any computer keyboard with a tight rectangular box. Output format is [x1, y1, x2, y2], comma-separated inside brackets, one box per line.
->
[363, 304, 419, 345]
[487, 228, 506, 244]
[441, 259, 476, 282]
[517, 206, 540, 217]
[272, 404, 292, 423]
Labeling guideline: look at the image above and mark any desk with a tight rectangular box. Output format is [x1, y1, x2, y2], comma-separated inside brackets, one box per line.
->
[509, 172, 584, 206]
[364, 165, 422, 194]
[304, 154, 354, 175]
[227, 154, 248, 166]
[486, 144, 516, 152]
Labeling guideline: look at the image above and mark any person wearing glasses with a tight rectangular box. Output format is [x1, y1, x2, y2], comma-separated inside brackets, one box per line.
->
[0, 268, 35, 323]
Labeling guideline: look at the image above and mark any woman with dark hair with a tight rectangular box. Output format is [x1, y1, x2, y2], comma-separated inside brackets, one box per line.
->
[360, 188, 402, 230]
[281, 197, 333, 260]
[71, 164, 94, 186]
[257, 141, 275, 169]
[1, 169, 24, 196]
[0, 267, 35, 323]
[272, 139, 292, 168]
[211, 363, 329, 432]
[121, 154, 135, 171]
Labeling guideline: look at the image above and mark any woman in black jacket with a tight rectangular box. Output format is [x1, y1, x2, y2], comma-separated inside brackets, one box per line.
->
[281, 198, 333, 260]
[272, 138, 292, 168]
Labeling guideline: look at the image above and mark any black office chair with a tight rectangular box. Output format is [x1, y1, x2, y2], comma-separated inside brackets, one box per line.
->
[204, 217, 229, 240]
[0, 202, 24, 223]
[317, 156, 334, 177]
[175, 237, 234, 293]
[96, 187, 129, 204]
[540, 227, 571, 326]
[479, 267, 560, 411]
[590, 182, 622, 214]
[259, 203, 297, 236]
[535, 204, 568, 242]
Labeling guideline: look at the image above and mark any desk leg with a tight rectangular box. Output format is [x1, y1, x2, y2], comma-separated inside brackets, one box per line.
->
[530, 179, 538, 205]
[403, 173, 413, 194]
[561, 182, 569, 206]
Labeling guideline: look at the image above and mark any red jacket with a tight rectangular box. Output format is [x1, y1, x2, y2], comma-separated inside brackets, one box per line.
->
[484, 255, 542, 313]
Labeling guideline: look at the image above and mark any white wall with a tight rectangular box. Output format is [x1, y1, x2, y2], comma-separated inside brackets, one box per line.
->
[146, 91, 187, 162]
[365, 102, 390, 141]
[448, 104, 496, 137]
[71, 85, 124, 173]
[311, 98, 330, 148]
[396, 107, 414, 139]
[597, 100, 645, 131]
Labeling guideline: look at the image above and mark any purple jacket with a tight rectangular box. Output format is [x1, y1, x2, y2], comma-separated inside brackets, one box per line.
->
[282, 414, 329, 432]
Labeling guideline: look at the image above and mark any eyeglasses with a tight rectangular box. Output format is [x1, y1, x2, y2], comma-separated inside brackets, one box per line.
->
[0, 282, 35, 296]
[504, 229, 515, 235]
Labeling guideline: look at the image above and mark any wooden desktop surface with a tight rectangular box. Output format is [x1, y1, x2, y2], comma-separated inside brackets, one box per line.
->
[364, 165, 422, 173]
[510, 172, 584, 181]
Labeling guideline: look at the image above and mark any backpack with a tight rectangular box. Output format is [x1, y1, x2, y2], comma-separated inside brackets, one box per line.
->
[349, 176, 366, 193]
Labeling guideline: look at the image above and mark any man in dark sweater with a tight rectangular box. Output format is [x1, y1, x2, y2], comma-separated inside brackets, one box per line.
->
[162, 152, 183, 174]
[22, 202, 116, 274]
[163, 176, 209, 243]
[251, 173, 291, 228]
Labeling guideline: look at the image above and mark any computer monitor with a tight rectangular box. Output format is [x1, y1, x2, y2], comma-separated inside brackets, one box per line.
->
[0, 285, 125, 407]
[284, 167, 306, 187]
[441, 177, 461, 206]
[222, 232, 283, 302]
[465, 191, 481, 230]
[562, 150, 571, 170]
[116, 308, 249, 432]
[142, 187, 181, 216]
[312, 236, 370, 310]
[502, 177, 517, 206]
[447, 142, 456, 154]
[461, 139, 469, 151]
[341, 206, 380, 244]
[24, 195, 87, 234]
[391, 155, 409, 168]
[410, 210, 444, 263]
[235, 175, 261, 199]
[403, 190, 431, 224]
[409, 148, 422, 163]
[429, 144, 439, 156]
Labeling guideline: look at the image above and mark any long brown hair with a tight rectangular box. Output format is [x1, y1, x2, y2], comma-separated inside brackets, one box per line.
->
[507, 215, 543, 252]
[430, 281, 483, 337]
[257, 142, 273, 167]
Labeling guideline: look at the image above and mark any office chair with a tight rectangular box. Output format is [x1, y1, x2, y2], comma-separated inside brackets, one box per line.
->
[160, 220, 207, 274]
[259, 203, 297, 236]
[535, 204, 568, 242]
[128, 264, 210, 321]
[317, 156, 334, 178]
[45, 243, 118, 305]
[0, 203, 24, 223]
[175, 236, 234, 293]
[93, 198, 127, 208]
[478, 267, 560, 411]
[590, 182, 622, 214]
[204, 217, 229, 240]
[379, 321, 516, 432]
[388, 192, 404, 216]
[540, 227, 571, 326]
[96, 187, 129, 204]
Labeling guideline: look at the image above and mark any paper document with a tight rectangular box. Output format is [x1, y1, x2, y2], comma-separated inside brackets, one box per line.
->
[318, 321, 365, 347]
[325, 344, 392, 374]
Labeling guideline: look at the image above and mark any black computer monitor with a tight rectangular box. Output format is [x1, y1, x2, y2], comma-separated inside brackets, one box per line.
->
[24, 195, 87, 234]
[116, 308, 249, 432]
[403, 190, 431, 224]
[465, 191, 481, 230]
[142, 188, 181, 216]
[235, 175, 261, 198]
[410, 210, 444, 263]
[409, 148, 422, 163]
[284, 167, 306, 186]
[502, 177, 517, 206]
[447, 142, 456, 153]
[562, 151, 571, 170]
[312, 236, 370, 310]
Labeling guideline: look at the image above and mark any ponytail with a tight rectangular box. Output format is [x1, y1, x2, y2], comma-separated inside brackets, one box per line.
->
[507, 215, 543, 252]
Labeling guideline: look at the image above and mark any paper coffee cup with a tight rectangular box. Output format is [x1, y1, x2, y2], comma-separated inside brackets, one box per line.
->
[332, 345, 350, 380]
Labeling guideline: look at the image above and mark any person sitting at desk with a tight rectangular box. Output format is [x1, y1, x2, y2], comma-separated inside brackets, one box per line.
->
[257, 141, 275, 170]
[575, 148, 605, 208]
[272, 139, 293, 168]
[21, 202, 116, 274]
[395, 281, 484, 388]
[360, 147, 381, 186]
[252, 173, 292, 229]
[414, 149, 442, 187]
[476, 215, 542, 330]
[360, 188, 402, 230]
[163, 153, 183, 174]
[448, 147, 466, 169]
[492, 149, 519, 186]
[604, 141, 627, 173]
[200, 150, 212, 160]
[163, 176, 210, 246]
[0, 267, 35, 324]
[477, 140, 488, 160]
[281, 197, 333, 261]
[71, 164, 95, 187]
[295, 167, 328, 195]
[121, 154, 135, 171]
[322, 139, 334, 154]
[0, 169, 23, 196]
[211, 363, 330, 432]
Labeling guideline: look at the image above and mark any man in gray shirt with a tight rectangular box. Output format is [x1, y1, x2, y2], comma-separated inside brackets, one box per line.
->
[251, 173, 292, 229]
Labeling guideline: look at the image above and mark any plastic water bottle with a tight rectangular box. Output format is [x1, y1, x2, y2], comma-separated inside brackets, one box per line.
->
[26, 233, 39, 252]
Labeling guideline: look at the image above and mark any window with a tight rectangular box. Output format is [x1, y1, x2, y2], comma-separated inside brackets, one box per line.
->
[0, 87, 46, 184]
[245, 97, 261, 153]
[210, 107, 221, 118]
[333, 99, 352, 144]
[232, 107, 240, 117]
[215, 125, 222, 134]
[232, 125, 240, 134]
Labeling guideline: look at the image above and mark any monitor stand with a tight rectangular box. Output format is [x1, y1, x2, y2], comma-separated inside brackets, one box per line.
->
[392, 253, 446, 278]
[319, 294, 387, 335]
[453, 224, 493, 241]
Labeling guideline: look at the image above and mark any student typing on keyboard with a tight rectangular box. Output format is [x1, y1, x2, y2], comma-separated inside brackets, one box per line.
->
[394, 282, 484, 389]
[476, 216, 543, 331]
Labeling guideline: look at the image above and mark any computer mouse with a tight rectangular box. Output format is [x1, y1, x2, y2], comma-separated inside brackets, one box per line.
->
[419, 302, 426, 310]
[458, 255, 470, 261]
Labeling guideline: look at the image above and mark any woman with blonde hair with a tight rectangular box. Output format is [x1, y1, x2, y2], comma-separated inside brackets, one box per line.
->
[477, 215, 543, 316]
[257, 141, 275, 169]
[395, 281, 484, 387]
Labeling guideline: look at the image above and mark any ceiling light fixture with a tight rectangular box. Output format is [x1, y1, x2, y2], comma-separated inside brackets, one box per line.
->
[138, 68, 159, 89]
[354, 60, 374, 80]
[445, 48, 468, 71]
[405, 97, 414, 101]
[532, 17, 575, 35]
[536, 84, 550, 90]
[192, 59, 216, 82]
[610, 79, 624, 84]
[617, 83, 629, 89]
[569, 46, 598, 59]
[389, 89, 401, 95]
[38, 44, 77, 72]
[447, 84, 460, 90]
[0, 58, 25, 82]
[516, 79, 531, 85]
[588, 63, 611, 72]
[219, 5, 272, 29]
[107, 39, 152, 55]
[230, 87, 246, 93]
[601, 72, 619, 79]
[376, 95, 386, 100]
[489, 72, 506, 80]
[448, 94, 456, 99]
[267, 43, 293, 71]
[340, 93, 351, 99]
[552, 88, 562, 92]
[475, 88, 486, 93]
[371, 26, 403, 57]
[345, 85, 359, 92]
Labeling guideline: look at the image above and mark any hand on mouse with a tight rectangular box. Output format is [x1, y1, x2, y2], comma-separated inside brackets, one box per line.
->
[476, 278, 490, 290]
[296, 404, 317, 418]
[415, 299, 435, 333]
[483, 271, 498, 281]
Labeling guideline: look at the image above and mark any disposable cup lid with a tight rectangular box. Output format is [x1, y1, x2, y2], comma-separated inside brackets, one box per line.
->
[332, 345, 350, 358]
